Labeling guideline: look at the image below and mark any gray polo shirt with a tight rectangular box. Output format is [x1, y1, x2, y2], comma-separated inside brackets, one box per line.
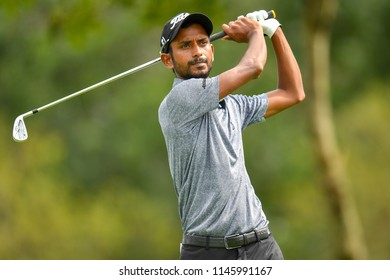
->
[158, 76, 269, 237]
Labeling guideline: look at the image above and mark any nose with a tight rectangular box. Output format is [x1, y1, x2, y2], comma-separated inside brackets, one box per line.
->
[192, 43, 202, 57]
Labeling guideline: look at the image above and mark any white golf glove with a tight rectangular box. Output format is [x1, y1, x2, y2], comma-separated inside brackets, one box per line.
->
[238, 10, 281, 38]
[243, 10, 269, 22]
[260, 18, 281, 38]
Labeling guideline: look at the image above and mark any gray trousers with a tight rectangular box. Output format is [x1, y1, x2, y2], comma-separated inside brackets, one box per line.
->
[179, 234, 284, 260]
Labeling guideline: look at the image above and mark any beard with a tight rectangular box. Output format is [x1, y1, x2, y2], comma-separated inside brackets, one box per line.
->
[172, 56, 212, 79]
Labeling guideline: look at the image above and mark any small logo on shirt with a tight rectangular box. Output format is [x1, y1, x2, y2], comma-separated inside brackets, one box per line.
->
[202, 79, 206, 89]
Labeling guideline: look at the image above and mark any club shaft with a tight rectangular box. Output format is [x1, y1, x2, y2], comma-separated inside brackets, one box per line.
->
[20, 9, 276, 119]
[23, 57, 162, 119]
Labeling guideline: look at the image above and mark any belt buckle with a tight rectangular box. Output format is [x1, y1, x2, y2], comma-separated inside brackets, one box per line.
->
[224, 234, 241, 250]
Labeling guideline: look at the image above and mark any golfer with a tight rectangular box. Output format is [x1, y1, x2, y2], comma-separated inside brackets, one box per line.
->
[158, 10, 305, 260]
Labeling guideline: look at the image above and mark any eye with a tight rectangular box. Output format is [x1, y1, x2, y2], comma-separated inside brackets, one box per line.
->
[199, 39, 209, 46]
[180, 42, 191, 49]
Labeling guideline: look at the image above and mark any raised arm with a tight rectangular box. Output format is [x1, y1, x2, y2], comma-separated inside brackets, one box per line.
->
[218, 17, 267, 99]
[263, 27, 305, 118]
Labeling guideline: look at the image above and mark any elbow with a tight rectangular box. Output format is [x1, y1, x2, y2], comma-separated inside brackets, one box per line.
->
[248, 56, 266, 79]
[289, 82, 305, 104]
[291, 90, 305, 105]
[252, 63, 265, 79]
[296, 88, 305, 103]
[295, 78, 306, 102]
[285, 88, 305, 106]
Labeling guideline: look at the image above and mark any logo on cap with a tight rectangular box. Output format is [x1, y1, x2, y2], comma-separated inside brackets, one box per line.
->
[169, 13, 189, 30]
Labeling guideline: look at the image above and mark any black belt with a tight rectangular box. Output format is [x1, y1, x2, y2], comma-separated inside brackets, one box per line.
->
[182, 226, 271, 250]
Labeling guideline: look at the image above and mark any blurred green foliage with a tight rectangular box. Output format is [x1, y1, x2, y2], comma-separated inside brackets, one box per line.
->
[0, 0, 389, 259]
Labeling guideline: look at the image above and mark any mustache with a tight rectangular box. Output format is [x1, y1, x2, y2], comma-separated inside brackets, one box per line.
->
[188, 57, 208, 66]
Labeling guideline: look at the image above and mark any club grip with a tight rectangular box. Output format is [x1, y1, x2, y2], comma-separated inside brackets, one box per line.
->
[210, 10, 276, 42]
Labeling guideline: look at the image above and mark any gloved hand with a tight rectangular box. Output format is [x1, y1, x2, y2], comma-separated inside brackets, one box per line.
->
[242, 10, 269, 22]
[238, 10, 281, 38]
[260, 18, 281, 38]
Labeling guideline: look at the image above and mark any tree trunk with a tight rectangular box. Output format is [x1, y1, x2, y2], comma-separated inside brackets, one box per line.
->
[304, 0, 368, 259]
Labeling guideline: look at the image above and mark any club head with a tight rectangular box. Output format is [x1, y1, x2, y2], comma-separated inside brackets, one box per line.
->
[13, 116, 28, 142]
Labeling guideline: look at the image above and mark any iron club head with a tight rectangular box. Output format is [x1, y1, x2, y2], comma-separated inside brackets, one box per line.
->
[13, 116, 28, 142]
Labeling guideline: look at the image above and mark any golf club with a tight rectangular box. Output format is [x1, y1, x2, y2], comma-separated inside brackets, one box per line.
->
[13, 10, 275, 142]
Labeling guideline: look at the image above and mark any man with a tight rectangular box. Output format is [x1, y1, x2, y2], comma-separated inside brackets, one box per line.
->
[158, 10, 305, 260]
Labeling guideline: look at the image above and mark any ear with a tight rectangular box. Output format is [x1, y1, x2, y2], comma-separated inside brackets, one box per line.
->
[160, 53, 174, 70]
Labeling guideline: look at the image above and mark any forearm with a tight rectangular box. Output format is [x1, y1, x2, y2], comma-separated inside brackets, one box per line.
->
[219, 27, 267, 99]
[272, 28, 305, 101]
[238, 29, 267, 78]
[263, 28, 305, 118]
